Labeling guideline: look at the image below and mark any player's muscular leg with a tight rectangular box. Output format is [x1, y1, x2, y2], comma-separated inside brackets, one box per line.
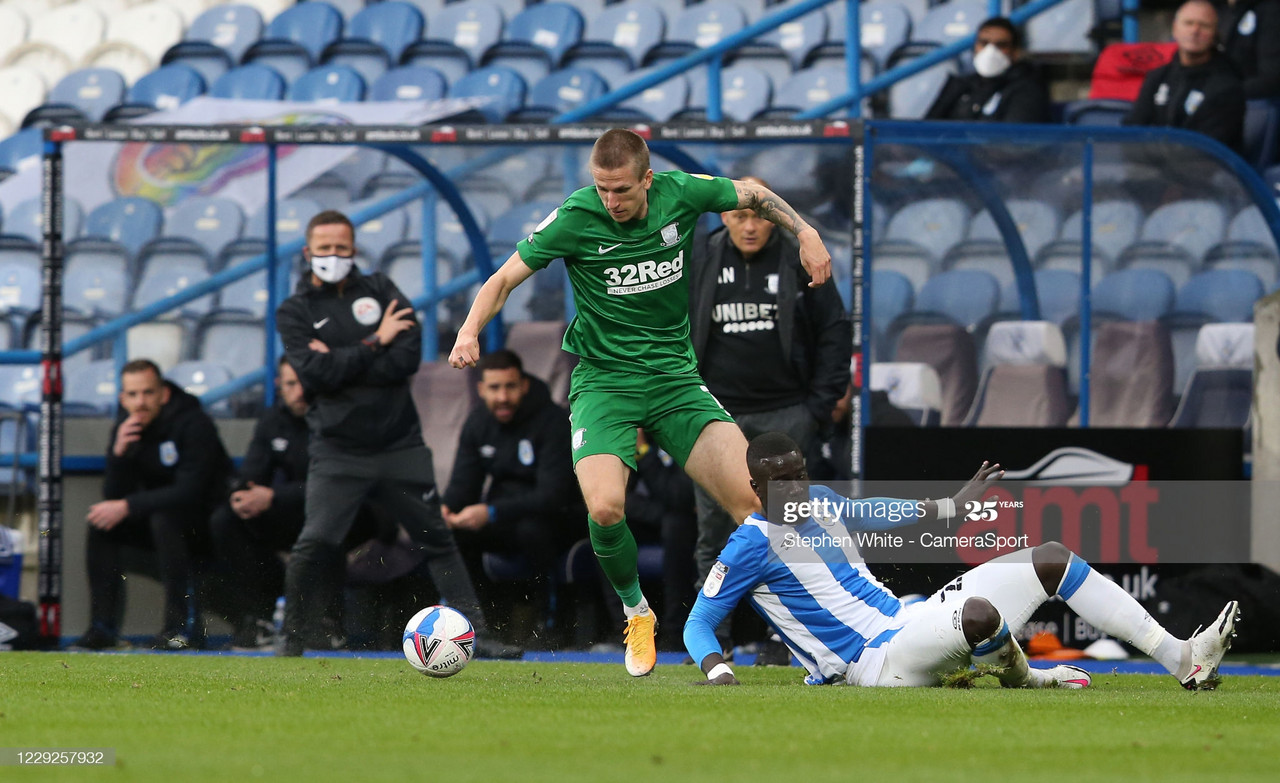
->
[1031, 541, 1071, 596]
[961, 596, 1002, 647]
[683, 421, 760, 524]
[575, 453, 630, 526]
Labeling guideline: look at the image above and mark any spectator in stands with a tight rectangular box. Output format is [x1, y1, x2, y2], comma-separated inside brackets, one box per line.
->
[925, 17, 1050, 123]
[442, 349, 579, 637]
[275, 209, 517, 658]
[1125, 0, 1246, 151]
[72, 358, 232, 651]
[688, 175, 851, 652]
[1216, 0, 1280, 99]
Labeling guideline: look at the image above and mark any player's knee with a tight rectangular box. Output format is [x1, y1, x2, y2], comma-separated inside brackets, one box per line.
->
[961, 597, 1002, 647]
[1032, 541, 1071, 596]
[585, 496, 626, 526]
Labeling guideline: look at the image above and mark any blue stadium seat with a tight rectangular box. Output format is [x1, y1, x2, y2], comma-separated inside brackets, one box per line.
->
[1063, 99, 1133, 126]
[1026, 0, 1096, 55]
[564, 2, 666, 87]
[64, 360, 119, 417]
[1173, 269, 1265, 323]
[1060, 199, 1144, 263]
[0, 129, 44, 176]
[382, 242, 466, 325]
[911, 269, 1000, 330]
[646, 2, 746, 67]
[330, 147, 389, 196]
[167, 360, 235, 416]
[870, 268, 914, 357]
[293, 172, 352, 211]
[729, 145, 823, 209]
[5, 197, 82, 246]
[489, 201, 562, 249]
[243, 2, 345, 84]
[606, 69, 688, 122]
[1140, 199, 1228, 262]
[86, 197, 163, 257]
[348, 202, 408, 263]
[30, 68, 126, 124]
[484, 3, 585, 87]
[210, 65, 287, 100]
[196, 312, 266, 378]
[1243, 99, 1280, 171]
[847, 0, 909, 71]
[942, 241, 1013, 287]
[872, 241, 935, 292]
[64, 240, 131, 318]
[162, 5, 265, 85]
[215, 240, 271, 317]
[466, 152, 551, 203]
[107, 64, 206, 121]
[132, 239, 215, 318]
[684, 63, 772, 122]
[1117, 243, 1198, 291]
[0, 364, 41, 409]
[448, 66, 528, 122]
[968, 199, 1063, 260]
[327, 0, 368, 21]
[910, 0, 986, 47]
[999, 269, 1081, 326]
[884, 198, 970, 262]
[369, 65, 448, 101]
[26, 312, 99, 374]
[246, 198, 323, 244]
[1092, 268, 1176, 320]
[404, 0, 505, 70]
[517, 67, 608, 120]
[754, 1, 828, 71]
[771, 64, 849, 117]
[0, 238, 41, 317]
[420, 199, 490, 261]
[887, 55, 955, 119]
[167, 197, 244, 260]
[287, 65, 366, 103]
[323, 1, 425, 85]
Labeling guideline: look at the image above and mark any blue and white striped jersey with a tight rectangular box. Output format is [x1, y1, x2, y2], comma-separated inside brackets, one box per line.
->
[684, 486, 920, 683]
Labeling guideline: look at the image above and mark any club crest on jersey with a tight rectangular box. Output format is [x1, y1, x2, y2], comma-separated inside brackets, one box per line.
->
[765, 274, 779, 294]
[518, 439, 535, 466]
[703, 562, 729, 597]
[480, 444, 496, 458]
[572, 428, 586, 451]
[660, 222, 679, 247]
[271, 437, 288, 452]
[352, 296, 382, 326]
[159, 440, 178, 467]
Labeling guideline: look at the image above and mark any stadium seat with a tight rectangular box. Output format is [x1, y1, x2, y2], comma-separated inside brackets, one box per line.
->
[64, 240, 131, 318]
[322, 1, 424, 85]
[872, 240, 934, 292]
[999, 268, 1081, 326]
[968, 199, 1062, 261]
[167, 360, 235, 415]
[910, 0, 986, 47]
[851, 0, 910, 71]
[64, 360, 119, 416]
[1173, 269, 1265, 324]
[28, 68, 125, 125]
[128, 319, 191, 373]
[1092, 268, 1176, 321]
[0, 364, 41, 410]
[422, 198, 490, 262]
[910, 269, 1000, 331]
[1139, 198, 1228, 263]
[1206, 207, 1279, 287]
[383, 243, 462, 324]
[1243, 99, 1280, 171]
[329, 147, 389, 197]
[0, 67, 45, 136]
[196, 311, 266, 377]
[348, 202, 408, 263]
[517, 67, 609, 120]
[325, 0, 368, 22]
[0, 7, 29, 66]
[1063, 98, 1133, 126]
[82, 2, 186, 83]
[246, 198, 322, 244]
[683, 63, 772, 122]
[86, 197, 163, 258]
[210, 64, 287, 100]
[0, 238, 41, 317]
[884, 198, 970, 262]
[607, 68, 688, 122]
[1116, 242, 1197, 289]
[448, 66, 528, 123]
[1060, 199, 1144, 263]
[886, 55, 955, 119]
[489, 201, 561, 250]
[107, 63, 206, 121]
[215, 239, 271, 317]
[468, 152, 551, 202]
[403, 0, 505, 73]
[287, 64, 366, 103]
[1025, 0, 1095, 55]
[3, 4, 106, 88]
[167, 196, 244, 260]
[0, 127, 42, 177]
[1169, 323, 1254, 428]
[563, 2, 666, 87]
[965, 321, 1072, 427]
[942, 241, 1013, 287]
[132, 239, 215, 319]
[369, 65, 448, 102]
[242, 0, 294, 23]
[1082, 320, 1175, 427]
[892, 323, 979, 425]
[870, 269, 914, 359]
[162, 5, 265, 86]
[647, 2, 746, 66]
[243, 2, 344, 84]
[293, 172, 352, 211]
[483, 3, 585, 88]
[1034, 241, 1111, 285]
[5, 197, 82, 246]
[753, 1, 828, 72]
[869, 362, 942, 426]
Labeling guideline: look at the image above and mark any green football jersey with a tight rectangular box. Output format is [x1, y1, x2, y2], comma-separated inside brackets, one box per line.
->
[516, 170, 738, 375]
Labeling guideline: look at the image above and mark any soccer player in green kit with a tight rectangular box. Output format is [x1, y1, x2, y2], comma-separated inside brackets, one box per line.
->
[449, 129, 833, 676]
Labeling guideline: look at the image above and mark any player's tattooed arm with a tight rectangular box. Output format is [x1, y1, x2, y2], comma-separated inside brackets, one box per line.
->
[733, 179, 814, 238]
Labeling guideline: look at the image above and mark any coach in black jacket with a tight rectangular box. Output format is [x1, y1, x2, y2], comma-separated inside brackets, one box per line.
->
[1124, 0, 1246, 152]
[274, 210, 502, 657]
[442, 350, 579, 615]
[689, 177, 851, 594]
[1217, 0, 1280, 99]
[73, 358, 232, 651]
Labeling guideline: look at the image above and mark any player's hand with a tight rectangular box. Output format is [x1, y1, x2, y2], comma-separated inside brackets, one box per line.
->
[375, 298, 416, 346]
[230, 482, 274, 519]
[798, 229, 831, 288]
[950, 461, 1004, 514]
[448, 504, 490, 531]
[694, 672, 740, 686]
[87, 499, 129, 531]
[111, 415, 143, 457]
[448, 331, 481, 369]
[309, 339, 330, 354]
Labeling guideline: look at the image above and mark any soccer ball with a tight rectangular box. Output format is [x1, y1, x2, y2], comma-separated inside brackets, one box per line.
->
[402, 605, 475, 677]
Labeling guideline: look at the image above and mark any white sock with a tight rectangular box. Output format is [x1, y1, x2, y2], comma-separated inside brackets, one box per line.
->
[1057, 557, 1184, 674]
[622, 597, 651, 619]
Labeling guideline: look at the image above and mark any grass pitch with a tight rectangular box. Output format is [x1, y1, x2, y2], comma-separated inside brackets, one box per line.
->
[4, 653, 1279, 782]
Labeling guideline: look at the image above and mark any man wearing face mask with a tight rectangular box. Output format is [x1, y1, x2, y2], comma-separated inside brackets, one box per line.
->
[925, 17, 1050, 123]
[1124, 0, 1245, 151]
[274, 210, 515, 658]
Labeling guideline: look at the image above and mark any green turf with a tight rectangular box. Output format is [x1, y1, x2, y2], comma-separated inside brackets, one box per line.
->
[4, 653, 1279, 782]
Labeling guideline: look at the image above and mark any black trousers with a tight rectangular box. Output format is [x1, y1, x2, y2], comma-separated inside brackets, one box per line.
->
[86, 506, 211, 636]
[282, 443, 486, 644]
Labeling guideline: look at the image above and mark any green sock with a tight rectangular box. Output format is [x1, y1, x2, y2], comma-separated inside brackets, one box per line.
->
[588, 516, 643, 607]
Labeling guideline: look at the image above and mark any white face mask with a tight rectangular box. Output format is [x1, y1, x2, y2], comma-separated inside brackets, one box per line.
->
[973, 43, 1012, 78]
[310, 254, 354, 284]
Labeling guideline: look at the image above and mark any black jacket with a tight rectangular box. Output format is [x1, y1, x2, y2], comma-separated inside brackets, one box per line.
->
[1123, 52, 1246, 152]
[277, 270, 423, 453]
[690, 228, 852, 425]
[925, 61, 1051, 123]
[1217, 0, 1280, 99]
[442, 376, 578, 525]
[235, 402, 309, 517]
[103, 381, 232, 516]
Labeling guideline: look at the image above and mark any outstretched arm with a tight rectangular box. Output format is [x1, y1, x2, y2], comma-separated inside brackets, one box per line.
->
[920, 461, 1005, 523]
[732, 179, 831, 287]
[448, 252, 537, 368]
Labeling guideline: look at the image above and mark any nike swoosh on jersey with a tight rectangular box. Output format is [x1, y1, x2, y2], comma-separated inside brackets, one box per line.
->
[598, 243, 623, 254]
[313, 318, 330, 330]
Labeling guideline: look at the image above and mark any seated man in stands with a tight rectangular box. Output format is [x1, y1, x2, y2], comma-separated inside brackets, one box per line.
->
[1216, 0, 1280, 99]
[73, 358, 232, 651]
[1125, 0, 1246, 151]
[925, 17, 1050, 123]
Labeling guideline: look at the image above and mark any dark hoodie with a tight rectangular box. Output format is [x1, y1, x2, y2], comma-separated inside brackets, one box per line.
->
[276, 269, 424, 453]
[103, 380, 233, 517]
[442, 375, 578, 525]
[925, 60, 1051, 123]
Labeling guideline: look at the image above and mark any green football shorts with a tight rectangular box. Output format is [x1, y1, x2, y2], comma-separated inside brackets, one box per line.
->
[567, 361, 735, 470]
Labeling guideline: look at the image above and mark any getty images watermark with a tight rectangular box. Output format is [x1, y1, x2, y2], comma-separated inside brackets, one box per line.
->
[763, 481, 1254, 565]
